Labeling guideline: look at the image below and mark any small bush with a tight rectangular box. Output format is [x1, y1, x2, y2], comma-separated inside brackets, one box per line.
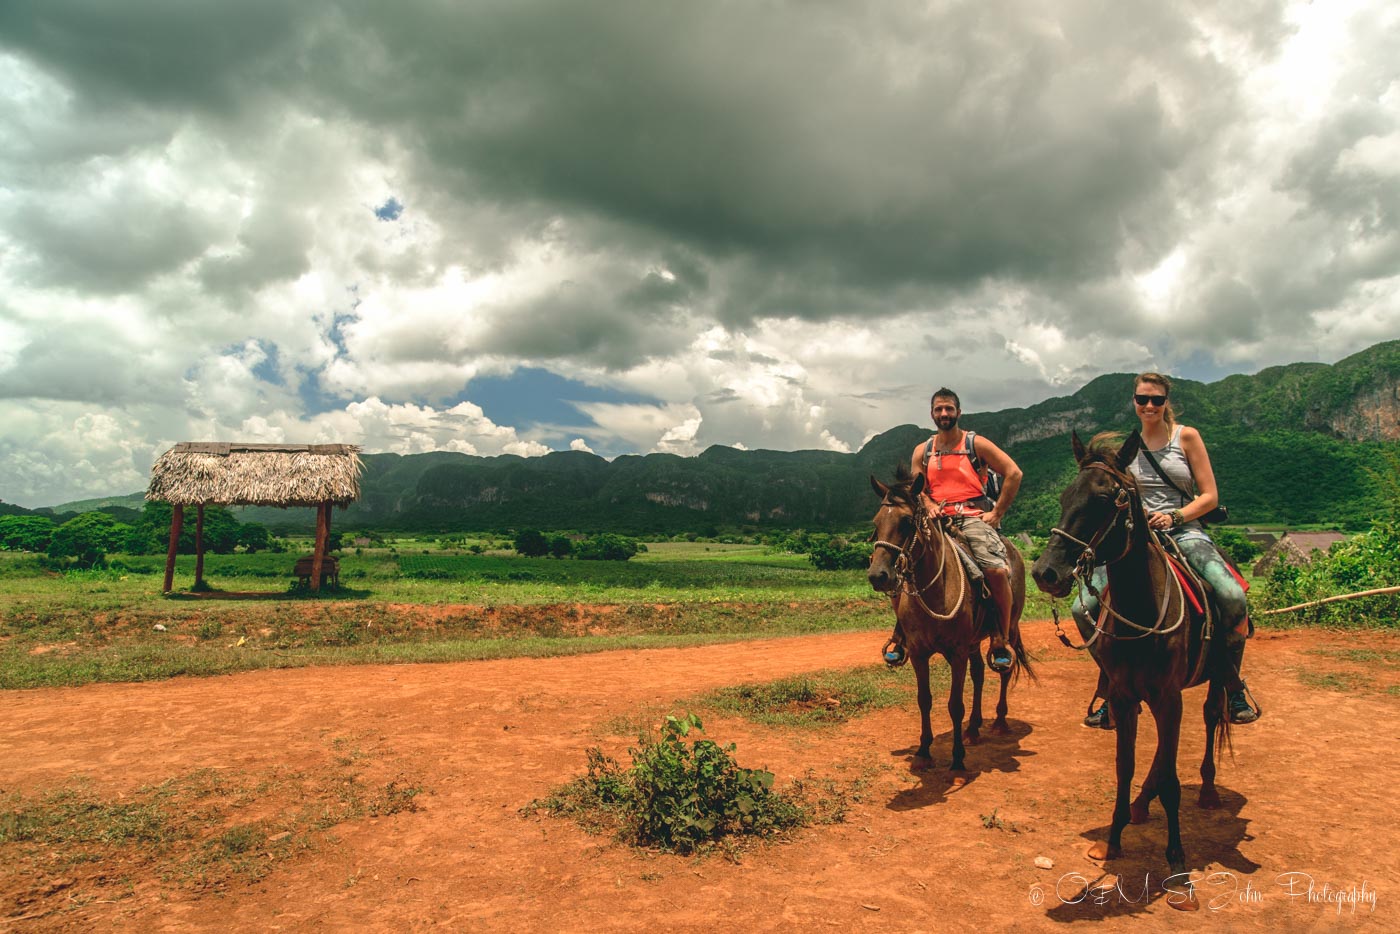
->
[529, 713, 804, 853]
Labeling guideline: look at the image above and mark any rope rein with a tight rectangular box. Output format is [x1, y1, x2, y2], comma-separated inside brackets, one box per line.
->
[1049, 461, 1189, 649]
[877, 496, 968, 622]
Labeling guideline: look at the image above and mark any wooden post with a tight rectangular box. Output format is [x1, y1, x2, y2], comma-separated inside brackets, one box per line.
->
[194, 504, 206, 590]
[162, 504, 184, 593]
[310, 501, 329, 593]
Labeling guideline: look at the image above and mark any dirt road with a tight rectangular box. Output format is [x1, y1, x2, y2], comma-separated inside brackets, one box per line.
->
[2, 621, 1396, 931]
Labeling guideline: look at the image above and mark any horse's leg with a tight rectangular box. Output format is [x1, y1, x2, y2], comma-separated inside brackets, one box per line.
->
[947, 651, 969, 771]
[964, 648, 984, 745]
[1088, 698, 1138, 862]
[992, 659, 1012, 734]
[1130, 724, 1162, 824]
[1131, 762, 1159, 824]
[1149, 691, 1198, 910]
[1199, 679, 1224, 809]
[911, 653, 935, 772]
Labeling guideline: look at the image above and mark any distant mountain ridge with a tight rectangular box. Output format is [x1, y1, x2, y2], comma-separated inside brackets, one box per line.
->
[33, 340, 1400, 535]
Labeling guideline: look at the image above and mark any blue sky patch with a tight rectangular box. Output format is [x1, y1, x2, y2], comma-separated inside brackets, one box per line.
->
[455, 367, 659, 431]
[373, 197, 404, 221]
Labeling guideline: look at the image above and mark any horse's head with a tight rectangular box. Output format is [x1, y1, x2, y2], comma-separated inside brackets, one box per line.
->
[1031, 430, 1145, 597]
[866, 467, 926, 593]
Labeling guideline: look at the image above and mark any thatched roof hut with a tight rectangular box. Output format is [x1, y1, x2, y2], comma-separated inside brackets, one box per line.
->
[147, 443, 362, 593]
[1252, 531, 1348, 577]
[146, 442, 362, 507]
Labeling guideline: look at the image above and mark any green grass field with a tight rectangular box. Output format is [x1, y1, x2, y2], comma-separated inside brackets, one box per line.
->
[0, 544, 908, 689]
[0, 540, 1255, 690]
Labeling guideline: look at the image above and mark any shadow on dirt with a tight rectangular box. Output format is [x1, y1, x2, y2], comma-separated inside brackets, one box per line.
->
[885, 717, 1036, 810]
[1039, 785, 1256, 921]
[165, 588, 375, 601]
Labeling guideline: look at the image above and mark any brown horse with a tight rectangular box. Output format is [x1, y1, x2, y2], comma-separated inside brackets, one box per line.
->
[867, 468, 1032, 773]
[1030, 431, 1233, 911]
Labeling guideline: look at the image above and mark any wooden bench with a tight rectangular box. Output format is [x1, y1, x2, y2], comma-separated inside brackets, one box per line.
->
[293, 555, 339, 590]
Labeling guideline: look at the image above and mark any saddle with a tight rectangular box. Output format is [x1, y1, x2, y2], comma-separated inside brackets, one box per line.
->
[941, 521, 986, 587]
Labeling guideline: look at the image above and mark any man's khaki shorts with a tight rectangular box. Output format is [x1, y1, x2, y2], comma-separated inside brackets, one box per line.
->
[953, 516, 1008, 570]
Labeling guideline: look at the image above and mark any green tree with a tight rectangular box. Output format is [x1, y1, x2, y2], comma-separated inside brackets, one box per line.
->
[48, 512, 131, 567]
[0, 515, 56, 552]
[547, 534, 573, 559]
[514, 529, 548, 557]
[574, 533, 640, 561]
[238, 523, 272, 553]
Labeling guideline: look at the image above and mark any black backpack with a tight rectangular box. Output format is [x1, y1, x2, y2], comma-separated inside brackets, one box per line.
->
[922, 430, 1002, 510]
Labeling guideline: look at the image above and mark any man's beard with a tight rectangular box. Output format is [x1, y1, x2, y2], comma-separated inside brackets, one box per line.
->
[935, 415, 958, 430]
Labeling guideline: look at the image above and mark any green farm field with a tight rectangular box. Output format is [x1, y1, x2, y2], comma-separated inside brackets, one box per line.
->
[6, 542, 1011, 690]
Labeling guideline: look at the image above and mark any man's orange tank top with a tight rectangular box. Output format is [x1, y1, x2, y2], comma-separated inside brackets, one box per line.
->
[924, 432, 986, 516]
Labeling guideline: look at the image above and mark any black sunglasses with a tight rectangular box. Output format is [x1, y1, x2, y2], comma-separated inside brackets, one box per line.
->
[1134, 393, 1168, 407]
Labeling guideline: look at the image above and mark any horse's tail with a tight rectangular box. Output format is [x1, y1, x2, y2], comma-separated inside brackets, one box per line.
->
[1010, 624, 1038, 685]
[1214, 681, 1234, 760]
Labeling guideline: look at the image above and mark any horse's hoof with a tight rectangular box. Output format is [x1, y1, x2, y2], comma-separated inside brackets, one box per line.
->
[1165, 874, 1200, 912]
[1198, 787, 1222, 810]
[1087, 841, 1118, 862]
[963, 730, 980, 745]
[1130, 804, 1150, 824]
[910, 755, 934, 773]
[948, 773, 968, 787]
[989, 719, 1012, 735]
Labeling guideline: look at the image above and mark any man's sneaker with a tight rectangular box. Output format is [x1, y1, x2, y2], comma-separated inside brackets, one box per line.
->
[1228, 683, 1259, 724]
[883, 640, 907, 668]
[987, 644, 1014, 673]
[1083, 702, 1113, 730]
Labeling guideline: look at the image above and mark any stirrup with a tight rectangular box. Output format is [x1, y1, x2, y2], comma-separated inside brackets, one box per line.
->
[883, 639, 907, 668]
[1228, 681, 1260, 724]
[1083, 702, 1114, 730]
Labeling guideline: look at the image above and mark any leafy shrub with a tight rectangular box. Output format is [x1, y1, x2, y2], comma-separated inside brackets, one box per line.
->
[514, 529, 548, 557]
[531, 714, 804, 853]
[47, 512, 132, 568]
[0, 515, 55, 553]
[573, 533, 641, 562]
[1257, 521, 1400, 626]
[1211, 527, 1261, 565]
[806, 538, 870, 571]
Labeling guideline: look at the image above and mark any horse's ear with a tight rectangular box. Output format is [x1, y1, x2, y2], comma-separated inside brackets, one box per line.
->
[870, 475, 888, 498]
[911, 472, 926, 497]
[1115, 430, 1143, 471]
[1071, 430, 1087, 464]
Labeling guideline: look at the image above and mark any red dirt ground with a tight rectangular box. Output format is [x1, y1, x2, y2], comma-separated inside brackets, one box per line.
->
[2, 619, 1396, 931]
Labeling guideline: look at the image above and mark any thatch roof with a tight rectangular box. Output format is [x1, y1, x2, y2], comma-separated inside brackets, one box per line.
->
[1252, 531, 1348, 577]
[146, 443, 362, 507]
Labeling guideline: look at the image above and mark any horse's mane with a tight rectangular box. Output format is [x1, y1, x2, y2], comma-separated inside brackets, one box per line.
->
[1081, 431, 1128, 469]
[885, 462, 921, 504]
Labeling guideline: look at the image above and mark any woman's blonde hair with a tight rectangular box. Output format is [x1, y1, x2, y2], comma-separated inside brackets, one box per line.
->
[1135, 371, 1177, 429]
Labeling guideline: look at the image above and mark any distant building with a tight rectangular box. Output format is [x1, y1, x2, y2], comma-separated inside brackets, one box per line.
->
[1253, 531, 1348, 577]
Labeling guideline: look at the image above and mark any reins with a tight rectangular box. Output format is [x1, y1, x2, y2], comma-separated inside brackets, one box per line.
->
[1049, 461, 1189, 650]
[877, 496, 968, 622]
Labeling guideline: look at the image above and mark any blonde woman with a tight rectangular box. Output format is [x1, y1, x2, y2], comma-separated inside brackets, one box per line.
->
[1077, 372, 1259, 728]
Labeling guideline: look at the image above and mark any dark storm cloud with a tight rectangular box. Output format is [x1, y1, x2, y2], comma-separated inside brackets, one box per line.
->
[6, 191, 218, 292]
[316, 0, 1250, 303]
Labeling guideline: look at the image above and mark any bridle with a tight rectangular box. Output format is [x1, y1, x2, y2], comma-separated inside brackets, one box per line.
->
[872, 495, 967, 621]
[1048, 461, 1186, 648]
[1048, 462, 1136, 574]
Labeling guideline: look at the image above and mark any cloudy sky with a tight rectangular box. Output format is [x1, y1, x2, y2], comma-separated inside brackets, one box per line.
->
[1, 0, 1397, 507]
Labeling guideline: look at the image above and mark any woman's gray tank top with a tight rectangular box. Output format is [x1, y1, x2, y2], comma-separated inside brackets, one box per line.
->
[1129, 426, 1195, 516]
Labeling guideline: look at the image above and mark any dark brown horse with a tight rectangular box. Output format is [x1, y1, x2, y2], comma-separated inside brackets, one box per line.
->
[867, 469, 1032, 773]
[1030, 431, 1233, 911]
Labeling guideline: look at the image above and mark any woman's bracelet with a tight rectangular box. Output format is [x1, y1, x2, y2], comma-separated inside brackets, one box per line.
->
[1170, 509, 1185, 528]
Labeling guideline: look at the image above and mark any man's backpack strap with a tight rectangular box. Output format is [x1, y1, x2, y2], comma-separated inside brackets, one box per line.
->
[964, 430, 981, 473]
